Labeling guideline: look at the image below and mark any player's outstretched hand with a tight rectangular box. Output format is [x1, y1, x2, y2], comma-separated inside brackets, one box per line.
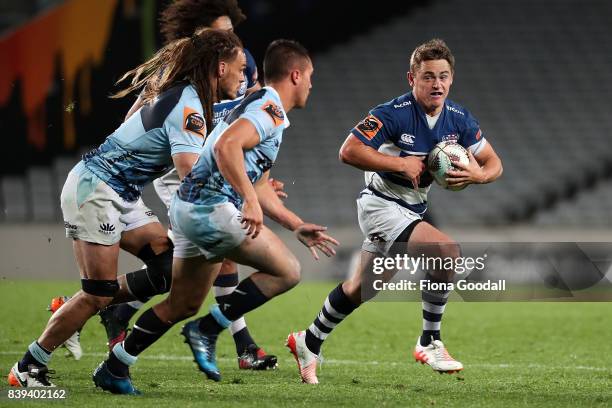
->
[241, 198, 264, 239]
[269, 177, 288, 199]
[295, 223, 340, 260]
[446, 150, 484, 188]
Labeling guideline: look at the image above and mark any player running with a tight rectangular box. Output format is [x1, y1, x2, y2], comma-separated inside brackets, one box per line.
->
[98, 0, 279, 371]
[93, 39, 338, 394]
[8, 29, 246, 388]
[287, 38, 503, 384]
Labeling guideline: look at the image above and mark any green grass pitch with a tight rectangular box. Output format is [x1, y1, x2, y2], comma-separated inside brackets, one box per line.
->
[1, 280, 611, 407]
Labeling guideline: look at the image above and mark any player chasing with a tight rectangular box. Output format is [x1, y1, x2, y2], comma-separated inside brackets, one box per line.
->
[286, 38, 503, 384]
[92, 39, 339, 394]
[8, 28, 246, 388]
[97, 0, 280, 371]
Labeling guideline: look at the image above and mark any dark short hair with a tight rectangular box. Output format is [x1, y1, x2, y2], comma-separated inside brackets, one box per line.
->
[160, 0, 246, 44]
[410, 38, 455, 73]
[263, 39, 311, 83]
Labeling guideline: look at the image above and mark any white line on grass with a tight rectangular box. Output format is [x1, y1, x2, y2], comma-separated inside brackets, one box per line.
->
[0, 351, 608, 372]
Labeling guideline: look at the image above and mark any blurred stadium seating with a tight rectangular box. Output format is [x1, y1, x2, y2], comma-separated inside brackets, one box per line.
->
[2, 0, 612, 229]
[274, 0, 612, 227]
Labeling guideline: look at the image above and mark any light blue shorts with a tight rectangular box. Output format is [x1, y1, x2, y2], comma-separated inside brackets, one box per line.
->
[169, 194, 247, 261]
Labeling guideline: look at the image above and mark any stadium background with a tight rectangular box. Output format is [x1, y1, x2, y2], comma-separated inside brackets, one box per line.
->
[1, 0, 612, 280]
[1, 2, 612, 406]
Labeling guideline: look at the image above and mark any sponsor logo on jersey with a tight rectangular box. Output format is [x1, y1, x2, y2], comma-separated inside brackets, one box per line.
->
[442, 133, 459, 142]
[393, 101, 412, 109]
[356, 114, 383, 140]
[400, 133, 416, 146]
[99, 223, 116, 235]
[446, 105, 464, 115]
[261, 101, 285, 126]
[183, 107, 206, 137]
[254, 149, 274, 172]
[64, 221, 77, 231]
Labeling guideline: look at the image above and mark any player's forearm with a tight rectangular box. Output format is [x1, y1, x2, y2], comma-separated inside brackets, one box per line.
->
[255, 182, 303, 231]
[215, 140, 258, 202]
[339, 141, 406, 173]
[477, 156, 503, 184]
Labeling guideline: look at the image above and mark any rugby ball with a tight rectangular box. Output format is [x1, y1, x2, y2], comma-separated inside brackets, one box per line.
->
[427, 141, 470, 191]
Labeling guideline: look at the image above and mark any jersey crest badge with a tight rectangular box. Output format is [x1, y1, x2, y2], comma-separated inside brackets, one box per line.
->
[183, 107, 205, 138]
[261, 101, 285, 127]
[356, 114, 383, 140]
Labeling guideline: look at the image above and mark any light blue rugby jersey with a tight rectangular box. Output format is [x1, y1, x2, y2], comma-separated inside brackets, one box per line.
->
[82, 82, 206, 202]
[178, 86, 289, 207]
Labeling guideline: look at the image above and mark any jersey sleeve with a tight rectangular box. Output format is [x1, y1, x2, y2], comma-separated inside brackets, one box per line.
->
[244, 49, 259, 90]
[459, 109, 487, 155]
[164, 93, 206, 156]
[240, 97, 286, 142]
[350, 105, 397, 149]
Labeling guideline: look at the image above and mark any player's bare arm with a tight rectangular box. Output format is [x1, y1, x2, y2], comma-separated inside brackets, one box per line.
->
[172, 152, 200, 180]
[446, 143, 503, 187]
[214, 118, 264, 238]
[339, 133, 426, 188]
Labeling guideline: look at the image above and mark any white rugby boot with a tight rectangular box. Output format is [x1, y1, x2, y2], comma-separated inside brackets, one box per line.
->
[413, 338, 463, 374]
[286, 331, 320, 384]
[63, 331, 83, 360]
[8, 363, 56, 387]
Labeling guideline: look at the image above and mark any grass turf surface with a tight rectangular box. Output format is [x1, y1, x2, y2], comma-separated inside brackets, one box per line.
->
[0, 280, 611, 407]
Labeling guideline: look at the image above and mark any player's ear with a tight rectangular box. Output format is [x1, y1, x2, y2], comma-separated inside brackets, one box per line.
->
[218, 61, 227, 77]
[407, 71, 415, 87]
[290, 70, 301, 85]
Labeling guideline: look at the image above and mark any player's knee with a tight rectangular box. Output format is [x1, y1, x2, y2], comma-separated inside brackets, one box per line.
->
[219, 259, 238, 275]
[171, 298, 201, 320]
[437, 239, 460, 260]
[148, 236, 173, 254]
[283, 257, 301, 289]
[127, 241, 174, 300]
[80, 279, 119, 310]
[342, 279, 363, 303]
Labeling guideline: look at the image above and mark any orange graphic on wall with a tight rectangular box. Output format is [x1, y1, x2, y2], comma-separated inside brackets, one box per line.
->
[0, 0, 120, 151]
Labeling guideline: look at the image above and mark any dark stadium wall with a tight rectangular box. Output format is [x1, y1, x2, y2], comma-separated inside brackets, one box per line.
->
[0, 0, 143, 175]
[0, 0, 430, 176]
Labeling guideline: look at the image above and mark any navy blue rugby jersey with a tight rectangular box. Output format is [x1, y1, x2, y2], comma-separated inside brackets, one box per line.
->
[350, 91, 487, 213]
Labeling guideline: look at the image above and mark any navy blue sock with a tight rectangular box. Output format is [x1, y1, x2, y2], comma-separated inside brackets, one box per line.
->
[213, 273, 257, 354]
[305, 283, 358, 355]
[114, 303, 140, 327]
[18, 342, 51, 371]
[124, 308, 173, 356]
[107, 308, 172, 377]
[232, 328, 255, 355]
[199, 277, 269, 335]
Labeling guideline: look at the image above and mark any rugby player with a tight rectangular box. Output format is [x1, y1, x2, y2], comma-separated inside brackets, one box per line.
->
[8, 29, 246, 388]
[94, 39, 338, 394]
[98, 0, 279, 371]
[287, 39, 503, 384]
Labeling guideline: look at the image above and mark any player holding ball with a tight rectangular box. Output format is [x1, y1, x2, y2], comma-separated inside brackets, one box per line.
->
[287, 38, 502, 384]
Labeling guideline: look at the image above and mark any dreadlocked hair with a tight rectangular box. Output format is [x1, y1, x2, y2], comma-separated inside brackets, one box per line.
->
[112, 28, 242, 132]
[160, 0, 246, 44]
